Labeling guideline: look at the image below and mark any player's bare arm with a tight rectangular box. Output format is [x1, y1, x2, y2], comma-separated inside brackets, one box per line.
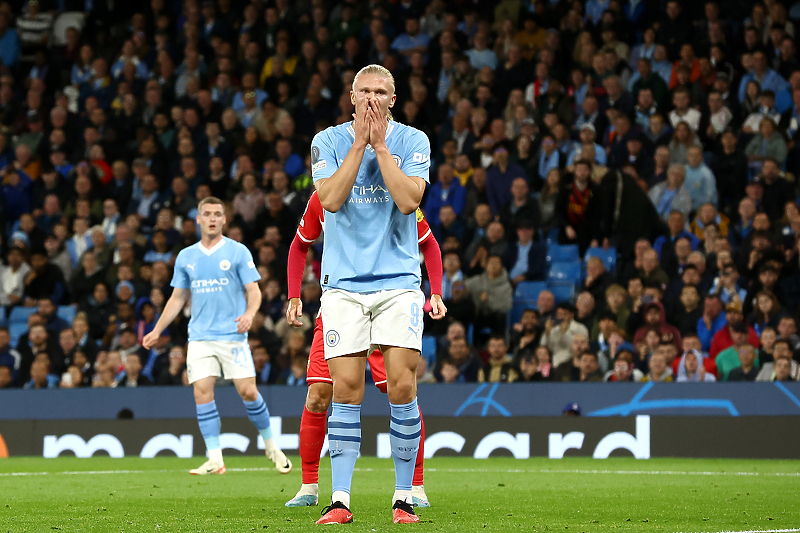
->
[368, 101, 426, 215]
[315, 87, 371, 212]
[142, 288, 188, 349]
[236, 281, 262, 333]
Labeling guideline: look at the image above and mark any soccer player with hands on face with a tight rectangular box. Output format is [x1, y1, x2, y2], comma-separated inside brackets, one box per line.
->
[308, 64, 439, 525]
[283, 189, 445, 510]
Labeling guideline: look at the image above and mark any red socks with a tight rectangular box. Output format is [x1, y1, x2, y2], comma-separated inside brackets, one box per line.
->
[413, 406, 425, 486]
[299, 407, 327, 484]
[301, 405, 425, 486]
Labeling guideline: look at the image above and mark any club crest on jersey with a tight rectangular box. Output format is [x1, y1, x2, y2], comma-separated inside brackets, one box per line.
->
[219, 259, 231, 271]
[325, 330, 340, 347]
[392, 155, 402, 166]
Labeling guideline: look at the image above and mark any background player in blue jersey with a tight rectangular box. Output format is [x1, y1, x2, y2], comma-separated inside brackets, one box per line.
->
[143, 197, 292, 476]
[311, 65, 438, 525]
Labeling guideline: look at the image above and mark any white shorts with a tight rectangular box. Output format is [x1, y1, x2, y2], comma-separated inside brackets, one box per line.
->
[320, 288, 425, 359]
[186, 340, 256, 383]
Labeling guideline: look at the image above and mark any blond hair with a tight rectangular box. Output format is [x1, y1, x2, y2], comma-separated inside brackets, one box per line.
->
[352, 64, 395, 121]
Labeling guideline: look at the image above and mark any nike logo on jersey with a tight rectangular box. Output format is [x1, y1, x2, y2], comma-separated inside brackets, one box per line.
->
[187, 264, 195, 270]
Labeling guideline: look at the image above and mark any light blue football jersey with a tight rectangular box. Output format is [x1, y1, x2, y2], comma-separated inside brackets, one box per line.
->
[171, 237, 261, 342]
[311, 120, 431, 293]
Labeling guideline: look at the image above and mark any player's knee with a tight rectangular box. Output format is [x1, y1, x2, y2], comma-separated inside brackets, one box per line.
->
[387, 378, 415, 403]
[332, 384, 362, 405]
[306, 385, 332, 413]
[194, 388, 213, 404]
[238, 385, 259, 402]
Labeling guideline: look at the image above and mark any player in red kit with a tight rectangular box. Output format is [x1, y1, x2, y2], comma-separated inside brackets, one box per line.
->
[284, 191, 445, 508]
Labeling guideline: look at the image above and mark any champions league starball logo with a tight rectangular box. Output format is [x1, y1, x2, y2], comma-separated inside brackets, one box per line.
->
[325, 330, 340, 347]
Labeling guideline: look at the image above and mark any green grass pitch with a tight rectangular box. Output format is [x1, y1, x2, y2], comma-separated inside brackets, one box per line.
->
[1, 456, 799, 532]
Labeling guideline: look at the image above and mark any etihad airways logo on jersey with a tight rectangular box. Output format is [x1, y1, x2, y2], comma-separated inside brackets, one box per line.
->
[350, 184, 391, 204]
[191, 278, 229, 293]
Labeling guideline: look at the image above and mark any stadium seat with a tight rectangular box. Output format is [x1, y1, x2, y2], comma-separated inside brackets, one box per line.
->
[547, 261, 582, 284]
[421, 336, 437, 367]
[548, 282, 575, 303]
[9, 322, 26, 348]
[585, 247, 617, 273]
[546, 244, 580, 263]
[0, 307, 5, 327]
[543, 227, 559, 244]
[514, 281, 547, 301]
[9, 306, 36, 325]
[508, 300, 536, 326]
[57, 306, 77, 325]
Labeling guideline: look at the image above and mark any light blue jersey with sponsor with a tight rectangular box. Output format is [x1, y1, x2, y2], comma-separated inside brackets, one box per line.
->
[311, 120, 431, 293]
[171, 237, 261, 342]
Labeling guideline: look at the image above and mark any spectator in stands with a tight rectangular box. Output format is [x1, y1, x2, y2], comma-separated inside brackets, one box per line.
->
[117, 352, 152, 387]
[727, 344, 760, 381]
[551, 333, 589, 382]
[499, 177, 540, 235]
[676, 349, 717, 382]
[773, 357, 795, 382]
[425, 164, 466, 227]
[92, 364, 116, 388]
[24, 357, 59, 389]
[684, 147, 718, 212]
[580, 257, 614, 307]
[509, 308, 540, 358]
[541, 303, 590, 367]
[486, 141, 526, 217]
[157, 346, 187, 386]
[0, 327, 20, 383]
[757, 339, 800, 381]
[574, 351, 603, 382]
[464, 254, 512, 345]
[435, 336, 481, 383]
[709, 300, 761, 359]
[17, 0, 52, 55]
[0, 246, 30, 308]
[557, 160, 600, 255]
[23, 250, 65, 305]
[638, 248, 670, 292]
[606, 349, 645, 382]
[714, 322, 759, 381]
[649, 164, 692, 220]
[757, 159, 795, 222]
[478, 336, 518, 383]
[654, 211, 700, 261]
[746, 121, 788, 179]
[502, 220, 547, 285]
[116, 325, 149, 364]
[641, 346, 674, 382]
[738, 51, 788, 103]
[708, 264, 748, 307]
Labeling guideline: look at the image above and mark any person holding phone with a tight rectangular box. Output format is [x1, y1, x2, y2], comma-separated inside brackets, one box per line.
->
[539, 302, 590, 367]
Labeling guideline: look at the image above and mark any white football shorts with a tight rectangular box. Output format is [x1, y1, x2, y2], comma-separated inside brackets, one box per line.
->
[319, 288, 425, 359]
[186, 340, 256, 383]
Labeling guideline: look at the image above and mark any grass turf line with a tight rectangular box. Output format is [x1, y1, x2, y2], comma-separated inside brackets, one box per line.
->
[0, 456, 798, 532]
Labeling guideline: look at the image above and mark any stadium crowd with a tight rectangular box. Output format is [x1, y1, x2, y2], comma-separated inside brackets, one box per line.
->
[2, 0, 800, 390]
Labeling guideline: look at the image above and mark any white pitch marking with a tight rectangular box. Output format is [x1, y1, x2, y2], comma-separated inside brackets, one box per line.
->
[681, 529, 800, 533]
[2, 467, 800, 478]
